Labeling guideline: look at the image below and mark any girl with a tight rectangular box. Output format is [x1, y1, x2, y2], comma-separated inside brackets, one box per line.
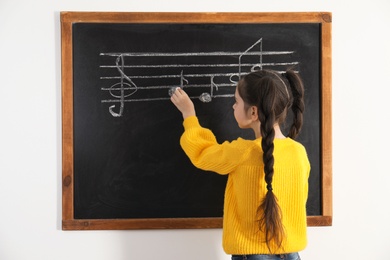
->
[170, 69, 310, 260]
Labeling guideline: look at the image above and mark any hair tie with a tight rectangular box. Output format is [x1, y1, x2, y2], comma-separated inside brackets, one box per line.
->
[266, 184, 273, 191]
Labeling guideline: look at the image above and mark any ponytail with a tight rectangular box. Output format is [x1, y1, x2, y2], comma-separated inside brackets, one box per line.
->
[284, 70, 305, 139]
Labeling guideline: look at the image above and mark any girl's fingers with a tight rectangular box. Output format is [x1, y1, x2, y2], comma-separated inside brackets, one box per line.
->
[175, 87, 183, 96]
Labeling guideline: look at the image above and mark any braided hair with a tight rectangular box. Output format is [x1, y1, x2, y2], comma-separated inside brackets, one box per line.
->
[237, 69, 305, 252]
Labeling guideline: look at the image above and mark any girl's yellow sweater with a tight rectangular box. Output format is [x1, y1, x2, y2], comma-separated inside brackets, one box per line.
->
[180, 116, 310, 255]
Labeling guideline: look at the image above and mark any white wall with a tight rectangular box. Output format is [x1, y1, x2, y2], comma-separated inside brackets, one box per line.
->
[1, 0, 389, 259]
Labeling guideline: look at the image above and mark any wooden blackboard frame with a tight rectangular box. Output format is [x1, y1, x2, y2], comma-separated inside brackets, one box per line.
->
[61, 12, 332, 230]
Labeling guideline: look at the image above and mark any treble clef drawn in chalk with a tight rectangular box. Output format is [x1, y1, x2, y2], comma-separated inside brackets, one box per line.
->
[100, 37, 299, 117]
[108, 55, 138, 117]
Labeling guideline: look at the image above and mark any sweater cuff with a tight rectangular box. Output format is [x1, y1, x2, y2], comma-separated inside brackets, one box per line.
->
[183, 116, 200, 130]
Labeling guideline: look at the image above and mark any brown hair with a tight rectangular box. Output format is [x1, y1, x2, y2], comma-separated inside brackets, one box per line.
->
[237, 69, 305, 252]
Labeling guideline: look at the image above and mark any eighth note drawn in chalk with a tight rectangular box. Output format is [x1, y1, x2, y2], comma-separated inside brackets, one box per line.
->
[100, 38, 299, 117]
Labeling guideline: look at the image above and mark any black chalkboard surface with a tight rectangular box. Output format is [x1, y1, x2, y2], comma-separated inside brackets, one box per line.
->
[61, 12, 332, 230]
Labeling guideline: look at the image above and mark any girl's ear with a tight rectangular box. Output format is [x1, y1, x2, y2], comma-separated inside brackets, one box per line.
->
[250, 106, 259, 121]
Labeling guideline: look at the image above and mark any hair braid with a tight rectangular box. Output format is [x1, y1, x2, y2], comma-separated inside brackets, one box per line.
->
[256, 80, 285, 253]
[284, 70, 305, 139]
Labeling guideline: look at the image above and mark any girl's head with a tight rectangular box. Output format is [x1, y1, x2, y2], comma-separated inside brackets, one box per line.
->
[236, 69, 304, 138]
[236, 69, 305, 252]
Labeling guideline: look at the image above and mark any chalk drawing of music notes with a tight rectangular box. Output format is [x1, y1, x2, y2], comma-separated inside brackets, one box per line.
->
[100, 37, 299, 117]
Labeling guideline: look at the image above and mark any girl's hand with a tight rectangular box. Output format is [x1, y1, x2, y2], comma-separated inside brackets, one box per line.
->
[170, 87, 196, 119]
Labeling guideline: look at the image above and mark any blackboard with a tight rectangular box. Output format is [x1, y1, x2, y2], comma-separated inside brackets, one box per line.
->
[61, 12, 332, 230]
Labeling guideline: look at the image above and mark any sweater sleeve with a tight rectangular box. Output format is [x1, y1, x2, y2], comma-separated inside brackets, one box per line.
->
[180, 116, 247, 175]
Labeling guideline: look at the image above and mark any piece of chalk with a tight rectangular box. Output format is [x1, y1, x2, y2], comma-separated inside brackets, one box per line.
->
[168, 87, 182, 97]
[168, 87, 176, 97]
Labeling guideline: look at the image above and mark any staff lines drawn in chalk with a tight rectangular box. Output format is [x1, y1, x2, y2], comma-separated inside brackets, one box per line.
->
[101, 72, 254, 80]
[100, 50, 293, 57]
[101, 94, 235, 103]
[99, 37, 300, 117]
[102, 83, 235, 91]
[100, 61, 298, 69]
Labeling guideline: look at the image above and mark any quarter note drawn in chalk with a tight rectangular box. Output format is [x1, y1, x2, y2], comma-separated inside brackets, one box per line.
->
[180, 70, 189, 88]
[100, 38, 299, 117]
[198, 76, 218, 103]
